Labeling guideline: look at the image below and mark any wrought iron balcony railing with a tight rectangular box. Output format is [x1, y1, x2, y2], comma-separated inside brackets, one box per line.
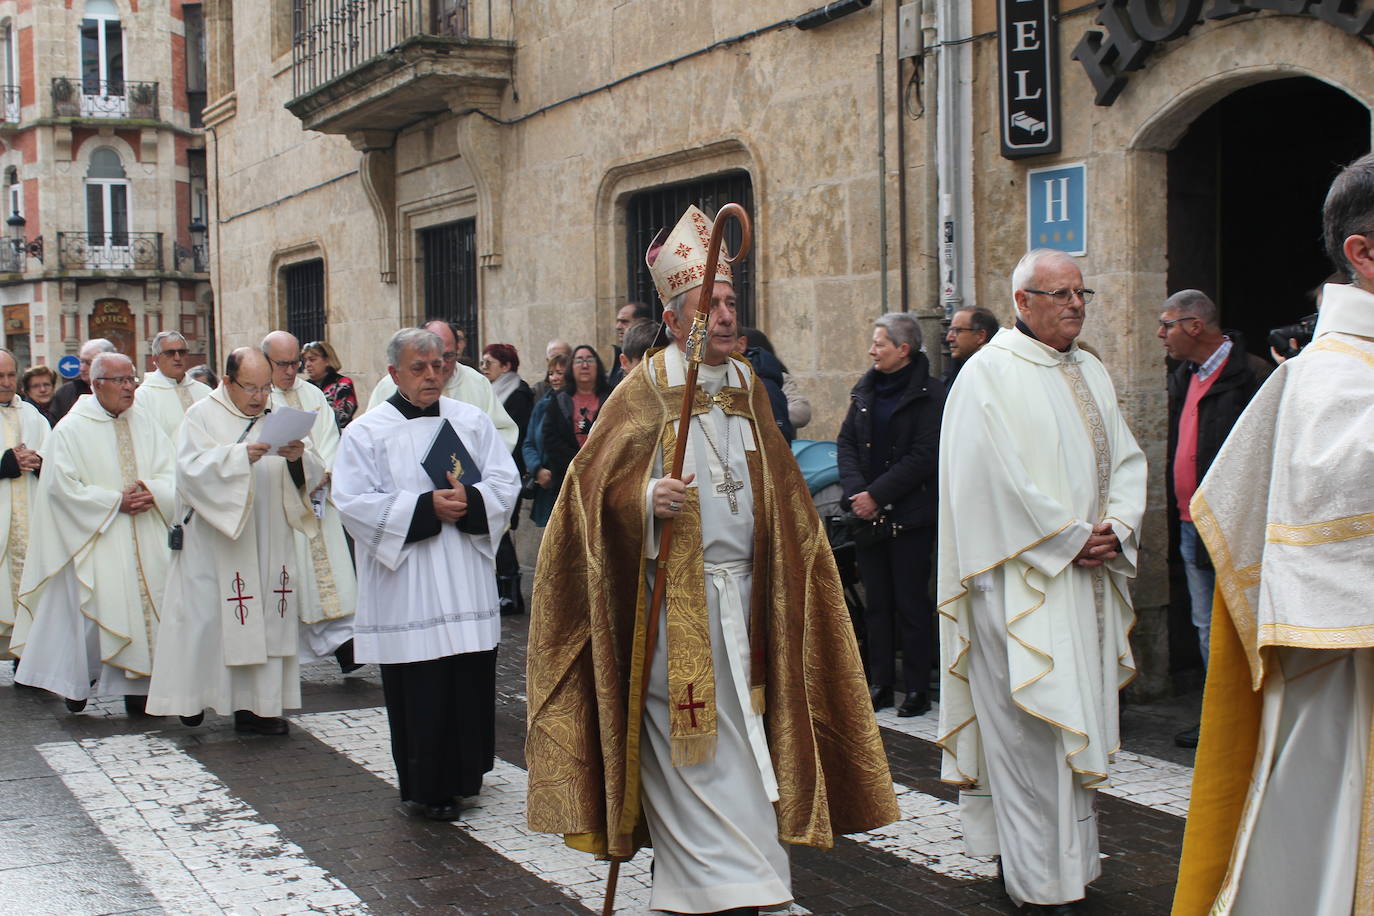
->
[291, 0, 505, 98]
[51, 78, 158, 120]
[57, 231, 164, 271]
[0, 86, 19, 124]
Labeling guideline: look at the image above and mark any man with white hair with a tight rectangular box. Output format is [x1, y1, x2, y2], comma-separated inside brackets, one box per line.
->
[261, 330, 358, 672]
[12, 352, 175, 717]
[333, 328, 519, 820]
[0, 348, 46, 665]
[50, 337, 116, 423]
[937, 249, 1147, 914]
[364, 320, 517, 452]
[136, 330, 211, 439]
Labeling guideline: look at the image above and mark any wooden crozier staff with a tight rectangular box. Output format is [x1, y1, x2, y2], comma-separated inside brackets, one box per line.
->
[601, 202, 752, 916]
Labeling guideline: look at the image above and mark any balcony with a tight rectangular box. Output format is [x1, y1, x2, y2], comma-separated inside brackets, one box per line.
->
[174, 240, 210, 274]
[287, 0, 514, 136]
[0, 86, 18, 125]
[57, 231, 163, 272]
[51, 78, 159, 120]
[0, 243, 23, 274]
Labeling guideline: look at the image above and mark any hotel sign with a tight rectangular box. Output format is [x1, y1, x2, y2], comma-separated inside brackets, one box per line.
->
[998, 0, 1061, 159]
[1073, 0, 1374, 106]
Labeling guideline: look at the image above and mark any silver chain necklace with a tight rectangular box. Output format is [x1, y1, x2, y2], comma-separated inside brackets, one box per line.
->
[696, 413, 743, 514]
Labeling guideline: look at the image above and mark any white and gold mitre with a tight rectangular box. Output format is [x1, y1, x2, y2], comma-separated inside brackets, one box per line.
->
[645, 204, 735, 304]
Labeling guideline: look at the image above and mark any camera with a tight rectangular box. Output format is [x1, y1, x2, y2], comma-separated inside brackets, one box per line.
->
[1268, 313, 1317, 360]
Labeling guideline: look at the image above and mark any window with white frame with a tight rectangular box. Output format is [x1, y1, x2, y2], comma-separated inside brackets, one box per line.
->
[86, 147, 130, 249]
[80, 0, 125, 116]
[1, 22, 17, 123]
[5, 167, 21, 219]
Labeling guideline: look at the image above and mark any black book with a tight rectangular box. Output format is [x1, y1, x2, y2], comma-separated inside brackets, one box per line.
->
[421, 419, 482, 490]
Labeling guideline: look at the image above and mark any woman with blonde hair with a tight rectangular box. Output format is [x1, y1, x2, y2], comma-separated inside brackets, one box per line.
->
[302, 339, 357, 429]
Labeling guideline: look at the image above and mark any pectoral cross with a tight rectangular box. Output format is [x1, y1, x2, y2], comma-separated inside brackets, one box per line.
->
[225, 573, 253, 625]
[274, 566, 292, 618]
[676, 682, 707, 729]
[716, 474, 743, 515]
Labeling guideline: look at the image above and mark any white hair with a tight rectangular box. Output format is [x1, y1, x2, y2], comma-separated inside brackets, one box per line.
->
[874, 312, 922, 351]
[80, 337, 116, 357]
[387, 328, 443, 367]
[1011, 249, 1078, 300]
[90, 351, 132, 380]
[150, 330, 187, 352]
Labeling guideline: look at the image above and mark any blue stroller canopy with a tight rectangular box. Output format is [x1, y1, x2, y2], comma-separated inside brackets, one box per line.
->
[791, 439, 841, 496]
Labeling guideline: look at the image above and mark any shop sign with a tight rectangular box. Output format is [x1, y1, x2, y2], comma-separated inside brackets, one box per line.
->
[1027, 163, 1086, 256]
[998, 0, 1061, 159]
[1073, 0, 1374, 106]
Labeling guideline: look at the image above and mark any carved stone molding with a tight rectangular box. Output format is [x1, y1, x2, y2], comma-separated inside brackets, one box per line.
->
[454, 112, 503, 269]
[352, 134, 398, 284]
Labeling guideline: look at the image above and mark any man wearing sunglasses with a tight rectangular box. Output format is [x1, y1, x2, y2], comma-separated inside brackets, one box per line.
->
[136, 330, 212, 440]
[937, 249, 1146, 914]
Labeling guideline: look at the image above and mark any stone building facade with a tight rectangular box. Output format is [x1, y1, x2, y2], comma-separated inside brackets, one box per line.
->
[208, 0, 1372, 695]
[0, 0, 211, 374]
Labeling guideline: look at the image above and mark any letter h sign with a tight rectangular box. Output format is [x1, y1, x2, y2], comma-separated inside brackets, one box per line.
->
[1027, 164, 1087, 256]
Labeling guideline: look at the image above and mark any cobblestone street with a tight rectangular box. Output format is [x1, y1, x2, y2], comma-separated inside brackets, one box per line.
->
[0, 611, 1199, 916]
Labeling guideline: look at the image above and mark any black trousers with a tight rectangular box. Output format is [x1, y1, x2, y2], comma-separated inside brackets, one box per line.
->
[379, 649, 497, 804]
[857, 526, 935, 695]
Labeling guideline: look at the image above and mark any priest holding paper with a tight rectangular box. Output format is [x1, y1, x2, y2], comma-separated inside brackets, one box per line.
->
[333, 328, 518, 821]
[146, 348, 322, 735]
[262, 330, 359, 672]
[937, 249, 1146, 914]
[0, 348, 48, 663]
[135, 330, 211, 439]
[11, 352, 175, 716]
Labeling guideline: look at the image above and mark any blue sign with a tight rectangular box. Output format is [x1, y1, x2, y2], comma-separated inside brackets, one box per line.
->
[57, 354, 80, 379]
[1026, 163, 1086, 256]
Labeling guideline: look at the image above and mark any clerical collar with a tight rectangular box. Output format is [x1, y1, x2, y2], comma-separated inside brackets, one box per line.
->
[1015, 318, 1073, 353]
[388, 391, 441, 419]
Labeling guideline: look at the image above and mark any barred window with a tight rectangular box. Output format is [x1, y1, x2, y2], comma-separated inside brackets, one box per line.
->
[284, 258, 325, 346]
[625, 172, 754, 327]
[421, 219, 478, 353]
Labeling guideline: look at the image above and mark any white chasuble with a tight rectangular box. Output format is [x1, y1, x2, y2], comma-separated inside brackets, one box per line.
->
[146, 387, 323, 718]
[637, 345, 790, 915]
[936, 327, 1145, 906]
[333, 395, 518, 665]
[134, 369, 211, 441]
[272, 378, 357, 659]
[365, 363, 519, 452]
[11, 398, 175, 698]
[0, 398, 50, 656]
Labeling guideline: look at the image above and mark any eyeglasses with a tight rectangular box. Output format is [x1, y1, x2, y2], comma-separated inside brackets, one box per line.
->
[1158, 316, 1200, 330]
[269, 358, 299, 370]
[159, 348, 189, 357]
[231, 379, 272, 396]
[572, 357, 597, 366]
[441, 351, 460, 362]
[1025, 287, 1095, 305]
[95, 376, 137, 387]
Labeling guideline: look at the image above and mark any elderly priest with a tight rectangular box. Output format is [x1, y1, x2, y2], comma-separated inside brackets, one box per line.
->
[333, 328, 519, 821]
[937, 249, 1146, 914]
[0, 348, 48, 663]
[146, 348, 321, 735]
[135, 330, 211, 440]
[11, 352, 175, 717]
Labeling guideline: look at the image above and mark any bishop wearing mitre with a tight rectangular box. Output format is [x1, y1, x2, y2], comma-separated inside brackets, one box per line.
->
[262, 330, 358, 671]
[134, 330, 211, 440]
[146, 348, 321, 735]
[0, 347, 47, 663]
[12, 352, 175, 717]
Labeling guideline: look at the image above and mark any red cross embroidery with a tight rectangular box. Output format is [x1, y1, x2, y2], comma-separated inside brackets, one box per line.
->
[274, 566, 292, 618]
[676, 683, 707, 729]
[225, 573, 254, 625]
[674, 242, 693, 259]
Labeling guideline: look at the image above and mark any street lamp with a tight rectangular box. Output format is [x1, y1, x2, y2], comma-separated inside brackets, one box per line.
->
[5, 209, 41, 268]
[189, 216, 207, 272]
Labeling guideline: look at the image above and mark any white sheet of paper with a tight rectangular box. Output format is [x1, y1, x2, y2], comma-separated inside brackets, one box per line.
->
[255, 406, 316, 454]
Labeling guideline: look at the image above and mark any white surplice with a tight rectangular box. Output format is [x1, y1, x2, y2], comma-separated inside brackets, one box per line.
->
[11, 398, 175, 699]
[134, 369, 211, 441]
[1191, 283, 1374, 915]
[146, 386, 324, 717]
[271, 377, 357, 660]
[332, 395, 518, 664]
[936, 326, 1146, 907]
[637, 345, 790, 915]
[0, 397, 48, 658]
[365, 363, 519, 452]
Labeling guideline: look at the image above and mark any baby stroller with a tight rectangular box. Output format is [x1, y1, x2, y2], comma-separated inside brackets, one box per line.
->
[791, 440, 867, 672]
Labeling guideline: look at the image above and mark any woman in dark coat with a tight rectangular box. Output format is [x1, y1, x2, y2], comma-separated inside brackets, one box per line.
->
[481, 343, 535, 615]
[836, 312, 945, 717]
[540, 344, 610, 490]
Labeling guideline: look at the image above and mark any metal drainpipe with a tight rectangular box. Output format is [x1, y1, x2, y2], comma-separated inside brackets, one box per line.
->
[877, 52, 888, 315]
[934, 0, 974, 321]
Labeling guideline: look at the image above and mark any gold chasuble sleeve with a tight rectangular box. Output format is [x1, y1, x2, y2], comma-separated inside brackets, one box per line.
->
[526, 353, 898, 860]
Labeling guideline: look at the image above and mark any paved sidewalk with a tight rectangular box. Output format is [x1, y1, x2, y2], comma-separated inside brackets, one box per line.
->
[0, 613, 1198, 915]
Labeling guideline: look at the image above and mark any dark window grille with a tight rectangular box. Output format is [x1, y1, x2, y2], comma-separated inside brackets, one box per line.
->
[625, 171, 755, 328]
[421, 219, 478, 353]
[284, 259, 326, 345]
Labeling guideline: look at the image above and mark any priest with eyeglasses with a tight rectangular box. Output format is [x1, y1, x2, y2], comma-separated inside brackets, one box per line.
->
[135, 329, 211, 439]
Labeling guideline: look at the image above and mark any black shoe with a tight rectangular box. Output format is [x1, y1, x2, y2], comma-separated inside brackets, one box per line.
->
[124, 695, 157, 719]
[233, 710, 289, 736]
[897, 692, 931, 717]
[1175, 724, 1200, 748]
[179, 712, 205, 727]
[64, 697, 87, 713]
[1022, 903, 1085, 914]
[406, 799, 462, 821]
[870, 685, 894, 711]
[334, 639, 363, 675]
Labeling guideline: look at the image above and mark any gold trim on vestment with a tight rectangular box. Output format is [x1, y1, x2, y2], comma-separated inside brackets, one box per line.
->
[1, 407, 30, 629]
[1307, 334, 1374, 370]
[1191, 492, 1264, 688]
[1265, 512, 1374, 546]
